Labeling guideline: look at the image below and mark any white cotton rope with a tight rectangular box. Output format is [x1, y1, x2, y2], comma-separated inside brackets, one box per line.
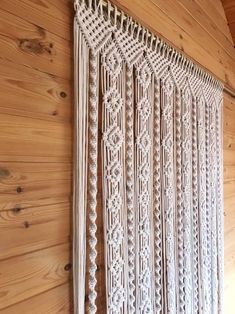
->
[73, 0, 224, 313]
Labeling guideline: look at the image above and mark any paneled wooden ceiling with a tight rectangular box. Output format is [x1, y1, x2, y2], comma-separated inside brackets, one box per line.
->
[222, 0, 235, 45]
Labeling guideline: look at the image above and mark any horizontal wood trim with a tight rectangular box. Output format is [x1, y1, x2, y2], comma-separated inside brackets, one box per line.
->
[0, 114, 71, 162]
[0, 162, 71, 211]
[0, 202, 71, 260]
[0, 243, 71, 309]
[1, 282, 72, 314]
[0, 8, 72, 80]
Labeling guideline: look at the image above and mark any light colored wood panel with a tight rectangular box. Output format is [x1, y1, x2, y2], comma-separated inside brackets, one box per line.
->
[150, 0, 235, 70]
[224, 180, 235, 199]
[0, 8, 72, 80]
[0, 0, 73, 41]
[224, 92, 235, 314]
[1, 282, 71, 314]
[224, 149, 235, 166]
[0, 243, 71, 309]
[0, 58, 72, 123]
[224, 166, 235, 181]
[212, 0, 230, 21]
[111, 0, 235, 90]
[0, 162, 71, 211]
[196, 0, 233, 44]
[177, 0, 235, 59]
[222, 0, 235, 45]
[0, 114, 71, 162]
[0, 202, 71, 260]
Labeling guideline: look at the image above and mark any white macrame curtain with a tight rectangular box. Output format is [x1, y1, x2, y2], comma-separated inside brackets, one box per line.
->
[73, 1, 224, 313]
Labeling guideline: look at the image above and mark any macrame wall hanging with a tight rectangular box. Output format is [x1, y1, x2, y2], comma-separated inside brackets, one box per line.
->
[73, 0, 224, 313]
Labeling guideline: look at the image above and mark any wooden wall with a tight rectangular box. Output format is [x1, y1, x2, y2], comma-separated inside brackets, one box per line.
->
[0, 0, 73, 312]
[224, 93, 235, 314]
[0, 0, 234, 313]
[222, 0, 235, 44]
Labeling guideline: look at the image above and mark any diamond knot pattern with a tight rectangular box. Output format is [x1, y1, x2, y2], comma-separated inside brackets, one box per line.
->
[111, 287, 125, 311]
[108, 222, 124, 246]
[137, 60, 152, 89]
[103, 126, 123, 151]
[137, 131, 151, 154]
[103, 41, 122, 78]
[106, 161, 122, 185]
[137, 97, 151, 121]
[104, 88, 123, 116]
[107, 193, 122, 213]
[139, 162, 150, 182]
[163, 76, 174, 96]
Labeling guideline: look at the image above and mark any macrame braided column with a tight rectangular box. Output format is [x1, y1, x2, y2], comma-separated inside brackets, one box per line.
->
[161, 72, 176, 314]
[152, 78, 162, 314]
[191, 96, 200, 313]
[102, 38, 127, 314]
[125, 65, 136, 314]
[135, 57, 154, 313]
[87, 51, 99, 314]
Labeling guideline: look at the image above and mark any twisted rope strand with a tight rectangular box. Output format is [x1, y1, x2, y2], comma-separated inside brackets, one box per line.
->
[126, 66, 136, 314]
[153, 79, 162, 314]
[88, 51, 99, 314]
[191, 97, 200, 313]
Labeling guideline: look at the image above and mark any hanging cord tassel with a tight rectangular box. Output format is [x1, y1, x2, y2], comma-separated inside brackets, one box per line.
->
[88, 51, 99, 314]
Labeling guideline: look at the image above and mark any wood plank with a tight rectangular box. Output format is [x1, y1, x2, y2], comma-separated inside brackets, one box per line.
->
[196, 0, 233, 44]
[0, 162, 71, 211]
[111, 0, 235, 89]
[0, 114, 71, 162]
[177, 0, 235, 60]
[0, 243, 71, 309]
[222, 0, 235, 23]
[150, 0, 235, 69]
[224, 180, 235, 199]
[224, 92, 235, 313]
[0, 58, 72, 123]
[0, 202, 71, 260]
[0, 0, 73, 41]
[0, 8, 72, 80]
[1, 282, 71, 314]
[222, 0, 235, 45]
[224, 166, 235, 181]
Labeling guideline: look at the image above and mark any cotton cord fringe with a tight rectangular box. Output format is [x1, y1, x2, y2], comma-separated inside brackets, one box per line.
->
[73, 0, 224, 313]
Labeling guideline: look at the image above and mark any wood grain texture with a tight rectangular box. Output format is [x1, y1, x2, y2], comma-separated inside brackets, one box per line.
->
[0, 113, 71, 162]
[1, 282, 72, 314]
[0, 58, 72, 123]
[0, 0, 73, 312]
[0, 243, 71, 309]
[222, 0, 235, 45]
[0, 162, 71, 211]
[0, 202, 71, 260]
[0, 7, 72, 80]
[224, 93, 235, 314]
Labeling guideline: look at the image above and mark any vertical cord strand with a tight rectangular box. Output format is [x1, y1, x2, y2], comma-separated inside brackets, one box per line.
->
[88, 51, 99, 314]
